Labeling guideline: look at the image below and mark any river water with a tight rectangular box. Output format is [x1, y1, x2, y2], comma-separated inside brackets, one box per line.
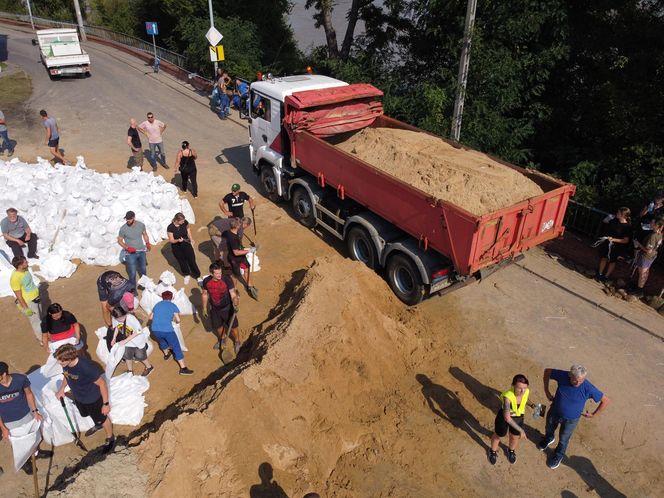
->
[288, 0, 366, 51]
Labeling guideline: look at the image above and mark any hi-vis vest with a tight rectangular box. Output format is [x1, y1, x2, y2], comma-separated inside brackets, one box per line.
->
[501, 388, 529, 417]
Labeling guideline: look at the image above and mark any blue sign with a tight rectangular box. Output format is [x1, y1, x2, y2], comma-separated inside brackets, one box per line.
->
[145, 22, 158, 36]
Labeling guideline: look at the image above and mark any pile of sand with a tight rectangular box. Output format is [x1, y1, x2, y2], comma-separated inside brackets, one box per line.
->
[131, 257, 468, 497]
[336, 127, 544, 216]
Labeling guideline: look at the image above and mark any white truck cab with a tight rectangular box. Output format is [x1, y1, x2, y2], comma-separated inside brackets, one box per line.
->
[35, 29, 91, 78]
[248, 75, 347, 197]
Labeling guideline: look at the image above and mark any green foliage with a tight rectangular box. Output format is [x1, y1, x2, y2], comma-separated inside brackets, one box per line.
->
[31, 0, 75, 21]
[91, 0, 140, 36]
[0, 0, 26, 13]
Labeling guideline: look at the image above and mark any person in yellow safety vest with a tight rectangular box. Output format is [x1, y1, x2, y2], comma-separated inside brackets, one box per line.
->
[488, 374, 534, 465]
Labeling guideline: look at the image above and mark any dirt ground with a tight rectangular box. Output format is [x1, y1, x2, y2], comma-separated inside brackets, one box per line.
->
[1, 24, 664, 498]
[336, 127, 543, 215]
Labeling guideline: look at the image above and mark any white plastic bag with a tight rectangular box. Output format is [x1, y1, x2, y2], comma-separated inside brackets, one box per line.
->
[9, 418, 42, 472]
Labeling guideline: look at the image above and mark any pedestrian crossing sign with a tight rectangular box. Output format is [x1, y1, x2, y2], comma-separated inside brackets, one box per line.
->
[209, 45, 225, 62]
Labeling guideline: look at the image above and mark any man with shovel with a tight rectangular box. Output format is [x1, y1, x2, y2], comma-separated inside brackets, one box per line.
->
[0, 361, 52, 475]
[225, 217, 258, 299]
[54, 344, 116, 454]
[201, 262, 241, 355]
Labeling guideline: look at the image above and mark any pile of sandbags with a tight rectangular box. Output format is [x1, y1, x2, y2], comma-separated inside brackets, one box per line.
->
[0, 157, 195, 282]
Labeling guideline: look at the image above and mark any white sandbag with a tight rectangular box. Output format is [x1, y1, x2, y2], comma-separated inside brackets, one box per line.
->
[9, 418, 42, 472]
[247, 252, 261, 272]
[172, 322, 188, 352]
[172, 288, 194, 315]
[159, 270, 177, 286]
[107, 373, 149, 426]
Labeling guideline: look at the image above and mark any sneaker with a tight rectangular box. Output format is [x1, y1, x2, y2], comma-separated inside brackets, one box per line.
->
[102, 436, 116, 454]
[593, 272, 602, 282]
[488, 450, 497, 465]
[598, 274, 608, 283]
[7, 149, 14, 157]
[184, 276, 191, 285]
[179, 367, 194, 376]
[508, 449, 517, 464]
[213, 341, 221, 350]
[85, 423, 104, 437]
[163, 350, 172, 361]
[142, 366, 154, 377]
[36, 449, 53, 459]
[537, 437, 555, 451]
[547, 454, 563, 469]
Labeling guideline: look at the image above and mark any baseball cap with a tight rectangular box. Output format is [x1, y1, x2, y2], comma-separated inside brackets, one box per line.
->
[0, 361, 8, 375]
[231, 183, 241, 192]
[124, 210, 136, 220]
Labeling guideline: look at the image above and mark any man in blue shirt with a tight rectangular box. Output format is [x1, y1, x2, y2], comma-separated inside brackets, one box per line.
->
[538, 365, 610, 469]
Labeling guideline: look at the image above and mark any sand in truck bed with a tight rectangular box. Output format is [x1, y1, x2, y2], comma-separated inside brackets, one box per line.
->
[336, 127, 544, 216]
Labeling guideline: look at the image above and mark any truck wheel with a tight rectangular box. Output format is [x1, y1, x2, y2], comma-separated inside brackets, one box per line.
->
[386, 253, 426, 305]
[292, 188, 316, 228]
[346, 226, 378, 269]
[260, 168, 280, 202]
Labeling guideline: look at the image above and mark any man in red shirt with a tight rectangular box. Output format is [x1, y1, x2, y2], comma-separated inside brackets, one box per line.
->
[200, 262, 240, 355]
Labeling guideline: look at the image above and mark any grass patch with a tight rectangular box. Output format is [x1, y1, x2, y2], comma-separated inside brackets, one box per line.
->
[0, 70, 32, 106]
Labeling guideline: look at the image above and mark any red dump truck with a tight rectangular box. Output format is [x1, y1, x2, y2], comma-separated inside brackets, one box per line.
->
[248, 75, 575, 304]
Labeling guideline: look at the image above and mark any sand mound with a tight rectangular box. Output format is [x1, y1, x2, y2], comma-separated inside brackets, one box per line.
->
[336, 127, 544, 215]
[132, 257, 463, 497]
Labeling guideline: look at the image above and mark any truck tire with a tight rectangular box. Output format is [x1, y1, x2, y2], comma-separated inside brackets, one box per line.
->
[292, 188, 316, 228]
[346, 226, 378, 269]
[386, 253, 427, 305]
[260, 167, 280, 202]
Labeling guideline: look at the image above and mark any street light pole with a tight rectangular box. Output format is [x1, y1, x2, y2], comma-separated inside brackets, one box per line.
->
[73, 0, 87, 41]
[24, 0, 35, 32]
[208, 0, 218, 74]
[451, 0, 477, 142]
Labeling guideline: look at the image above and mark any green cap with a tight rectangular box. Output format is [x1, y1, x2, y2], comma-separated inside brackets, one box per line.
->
[231, 183, 241, 192]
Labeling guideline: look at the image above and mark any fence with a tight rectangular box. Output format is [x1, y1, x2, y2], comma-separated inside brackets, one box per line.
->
[563, 200, 610, 237]
[0, 11, 203, 79]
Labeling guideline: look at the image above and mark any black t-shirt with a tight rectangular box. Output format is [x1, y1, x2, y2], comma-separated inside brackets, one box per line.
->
[41, 310, 78, 340]
[97, 270, 133, 304]
[225, 231, 243, 261]
[128, 127, 141, 149]
[223, 192, 250, 218]
[63, 357, 102, 404]
[201, 275, 235, 307]
[602, 218, 631, 241]
[167, 221, 189, 242]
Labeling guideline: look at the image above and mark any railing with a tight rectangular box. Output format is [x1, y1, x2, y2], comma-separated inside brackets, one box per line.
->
[0, 10, 208, 82]
[564, 200, 610, 237]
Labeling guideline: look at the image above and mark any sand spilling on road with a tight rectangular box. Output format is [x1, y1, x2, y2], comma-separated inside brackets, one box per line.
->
[132, 256, 471, 497]
[336, 127, 544, 215]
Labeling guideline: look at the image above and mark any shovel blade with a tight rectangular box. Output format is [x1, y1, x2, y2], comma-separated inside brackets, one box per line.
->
[248, 286, 259, 300]
[74, 438, 88, 452]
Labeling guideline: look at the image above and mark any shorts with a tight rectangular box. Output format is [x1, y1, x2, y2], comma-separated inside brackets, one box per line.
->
[494, 409, 524, 437]
[75, 396, 107, 426]
[210, 304, 238, 330]
[123, 344, 148, 361]
[597, 241, 625, 263]
[229, 257, 248, 277]
[636, 255, 655, 270]
[48, 137, 60, 148]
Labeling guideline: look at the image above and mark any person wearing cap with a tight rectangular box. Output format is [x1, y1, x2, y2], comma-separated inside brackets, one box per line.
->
[10, 255, 43, 345]
[220, 184, 255, 219]
[108, 306, 153, 377]
[41, 303, 81, 354]
[96, 270, 136, 328]
[174, 140, 198, 198]
[207, 216, 252, 262]
[538, 365, 610, 469]
[54, 344, 116, 454]
[149, 291, 193, 375]
[118, 211, 151, 292]
[0, 361, 53, 475]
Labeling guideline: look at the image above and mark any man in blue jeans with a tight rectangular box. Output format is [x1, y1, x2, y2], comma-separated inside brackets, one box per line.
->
[117, 211, 151, 291]
[0, 110, 15, 156]
[538, 365, 610, 469]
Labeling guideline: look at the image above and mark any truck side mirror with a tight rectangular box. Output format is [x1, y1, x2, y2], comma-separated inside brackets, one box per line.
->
[31, 39, 38, 46]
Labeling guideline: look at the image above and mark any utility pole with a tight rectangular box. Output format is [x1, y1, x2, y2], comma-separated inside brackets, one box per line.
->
[73, 0, 87, 41]
[24, 0, 35, 31]
[208, 0, 217, 74]
[451, 0, 477, 142]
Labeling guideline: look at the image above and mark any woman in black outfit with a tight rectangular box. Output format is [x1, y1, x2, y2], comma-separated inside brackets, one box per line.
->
[175, 140, 198, 198]
[167, 212, 201, 284]
[595, 207, 632, 282]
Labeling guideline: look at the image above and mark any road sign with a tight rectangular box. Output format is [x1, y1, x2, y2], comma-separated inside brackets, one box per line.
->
[209, 45, 225, 62]
[206, 27, 223, 46]
[145, 22, 158, 36]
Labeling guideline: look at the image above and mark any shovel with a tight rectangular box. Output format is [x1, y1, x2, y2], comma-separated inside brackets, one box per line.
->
[242, 232, 259, 249]
[219, 307, 238, 364]
[532, 403, 546, 420]
[245, 254, 259, 300]
[251, 207, 257, 236]
[59, 397, 88, 451]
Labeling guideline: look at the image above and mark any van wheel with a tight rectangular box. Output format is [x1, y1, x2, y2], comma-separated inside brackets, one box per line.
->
[260, 167, 280, 202]
[386, 253, 426, 305]
[292, 188, 316, 228]
[346, 226, 378, 269]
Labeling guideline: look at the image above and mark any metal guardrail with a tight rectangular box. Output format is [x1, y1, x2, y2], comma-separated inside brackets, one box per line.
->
[564, 200, 610, 237]
[0, 11, 209, 82]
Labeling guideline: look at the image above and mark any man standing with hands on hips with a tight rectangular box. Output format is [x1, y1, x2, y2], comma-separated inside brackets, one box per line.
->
[538, 365, 610, 469]
[117, 211, 151, 292]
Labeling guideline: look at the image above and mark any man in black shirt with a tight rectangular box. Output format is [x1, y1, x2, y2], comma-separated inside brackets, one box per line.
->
[225, 217, 255, 290]
[220, 183, 255, 218]
[127, 118, 144, 170]
[208, 216, 252, 261]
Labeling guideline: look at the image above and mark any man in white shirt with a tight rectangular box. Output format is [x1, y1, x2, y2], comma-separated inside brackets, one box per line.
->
[138, 111, 168, 170]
